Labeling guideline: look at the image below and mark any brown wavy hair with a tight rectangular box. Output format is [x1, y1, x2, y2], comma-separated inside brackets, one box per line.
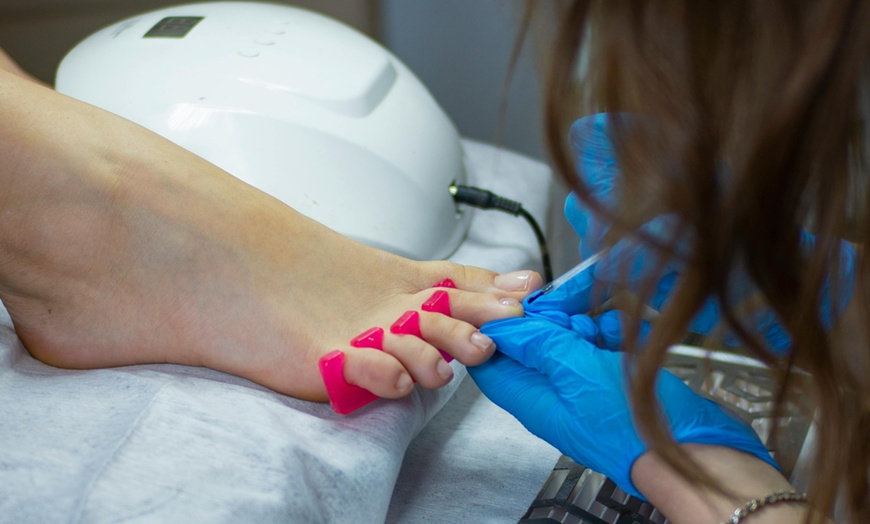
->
[541, 1, 870, 521]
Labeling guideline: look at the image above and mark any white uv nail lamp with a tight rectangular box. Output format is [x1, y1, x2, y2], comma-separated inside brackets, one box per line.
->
[55, 1, 471, 260]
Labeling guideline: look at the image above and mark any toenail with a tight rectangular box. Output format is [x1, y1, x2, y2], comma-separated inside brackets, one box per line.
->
[470, 331, 493, 352]
[396, 373, 413, 392]
[499, 297, 520, 307]
[495, 271, 533, 291]
[437, 359, 454, 380]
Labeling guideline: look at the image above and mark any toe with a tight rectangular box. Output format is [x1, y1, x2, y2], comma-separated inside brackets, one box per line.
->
[381, 333, 455, 389]
[418, 311, 496, 366]
[340, 346, 415, 399]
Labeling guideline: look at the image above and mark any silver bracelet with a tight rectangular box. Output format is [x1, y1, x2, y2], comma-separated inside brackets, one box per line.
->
[720, 490, 809, 524]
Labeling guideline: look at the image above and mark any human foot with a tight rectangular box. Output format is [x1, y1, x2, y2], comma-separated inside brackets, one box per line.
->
[0, 71, 542, 401]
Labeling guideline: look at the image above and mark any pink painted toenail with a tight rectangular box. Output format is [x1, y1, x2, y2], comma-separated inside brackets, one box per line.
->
[433, 278, 456, 288]
[390, 310, 422, 336]
[318, 350, 380, 415]
[422, 290, 451, 316]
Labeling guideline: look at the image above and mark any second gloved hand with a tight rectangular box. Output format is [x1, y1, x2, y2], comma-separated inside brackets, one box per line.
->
[560, 112, 856, 354]
[468, 313, 778, 500]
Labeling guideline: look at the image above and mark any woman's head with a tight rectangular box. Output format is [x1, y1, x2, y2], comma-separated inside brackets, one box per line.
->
[542, 1, 870, 521]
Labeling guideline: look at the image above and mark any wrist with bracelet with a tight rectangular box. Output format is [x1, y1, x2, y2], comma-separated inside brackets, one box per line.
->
[720, 490, 809, 524]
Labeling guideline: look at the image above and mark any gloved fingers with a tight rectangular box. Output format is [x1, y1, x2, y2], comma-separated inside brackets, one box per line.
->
[524, 257, 615, 316]
[591, 214, 687, 285]
[566, 113, 622, 241]
[569, 113, 620, 196]
[468, 353, 561, 435]
[527, 217, 687, 319]
[810, 233, 857, 329]
[566, 113, 646, 256]
[649, 274, 742, 345]
[657, 285, 790, 354]
[565, 313, 600, 342]
[522, 307, 574, 328]
[650, 371, 780, 472]
[654, 280, 794, 354]
[523, 309, 619, 348]
[522, 307, 643, 353]
[576, 310, 653, 350]
[669, 395, 780, 473]
[480, 316, 598, 379]
[566, 193, 609, 260]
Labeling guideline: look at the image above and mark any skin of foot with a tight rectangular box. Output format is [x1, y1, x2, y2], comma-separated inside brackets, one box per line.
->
[0, 68, 542, 402]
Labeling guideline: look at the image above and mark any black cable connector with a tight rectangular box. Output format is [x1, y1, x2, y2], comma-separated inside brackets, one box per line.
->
[448, 185, 523, 215]
[449, 183, 553, 283]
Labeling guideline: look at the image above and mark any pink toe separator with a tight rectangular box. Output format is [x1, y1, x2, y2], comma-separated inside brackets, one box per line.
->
[419, 290, 456, 363]
[318, 327, 384, 415]
[422, 289, 452, 316]
[351, 327, 385, 349]
[319, 280, 457, 415]
[390, 310, 422, 336]
[391, 310, 451, 361]
[433, 278, 456, 288]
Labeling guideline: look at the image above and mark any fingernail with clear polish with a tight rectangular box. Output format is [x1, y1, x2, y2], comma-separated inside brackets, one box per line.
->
[499, 297, 520, 308]
[470, 331, 494, 353]
[437, 359, 454, 380]
[396, 373, 412, 392]
[495, 270, 533, 291]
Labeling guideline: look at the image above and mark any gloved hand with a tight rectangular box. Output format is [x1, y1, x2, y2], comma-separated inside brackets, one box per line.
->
[468, 309, 778, 500]
[561, 112, 857, 353]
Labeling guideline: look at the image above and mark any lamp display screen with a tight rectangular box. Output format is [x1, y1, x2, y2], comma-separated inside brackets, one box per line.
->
[144, 17, 204, 38]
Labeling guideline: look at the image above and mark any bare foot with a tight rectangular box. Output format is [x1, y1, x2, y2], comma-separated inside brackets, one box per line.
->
[0, 70, 542, 401]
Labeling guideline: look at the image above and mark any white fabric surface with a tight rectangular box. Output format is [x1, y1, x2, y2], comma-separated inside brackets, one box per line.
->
[0, 139, 560, 523]
[387, 376, 561, 523]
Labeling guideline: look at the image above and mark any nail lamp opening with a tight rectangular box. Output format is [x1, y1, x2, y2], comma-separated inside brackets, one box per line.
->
[55, 1, 471, 260]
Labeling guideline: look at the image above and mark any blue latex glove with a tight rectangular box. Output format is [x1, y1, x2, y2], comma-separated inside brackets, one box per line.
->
[562, 112, 857, 353]
[469, 310, 778, 500]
